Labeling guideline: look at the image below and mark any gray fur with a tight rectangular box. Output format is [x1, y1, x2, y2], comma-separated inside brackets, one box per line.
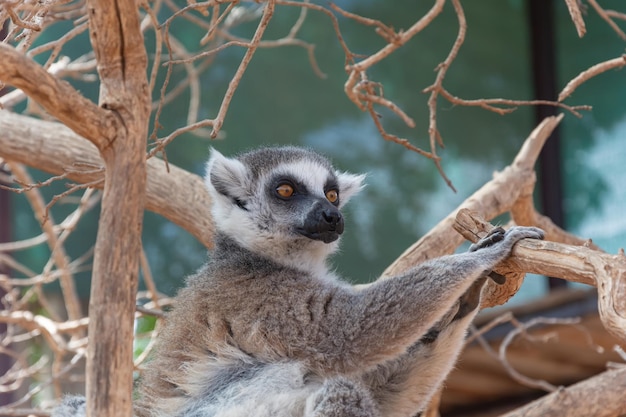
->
[52, 147, 543, 417]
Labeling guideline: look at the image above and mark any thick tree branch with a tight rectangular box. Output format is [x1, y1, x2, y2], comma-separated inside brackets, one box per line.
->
[0, 44, 117, 150]
[0, 111, 215, 249]
[500, 366, 626, 417]
[453, 209, 626, 343]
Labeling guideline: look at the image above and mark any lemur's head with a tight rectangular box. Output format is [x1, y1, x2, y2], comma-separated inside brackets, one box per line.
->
[205, 147, 364, 271]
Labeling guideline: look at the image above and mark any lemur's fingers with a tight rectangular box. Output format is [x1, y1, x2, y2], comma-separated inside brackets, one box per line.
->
[503, 226, 545, 242]
[471, 226, 543, 285]
[468, 226, 506, 252]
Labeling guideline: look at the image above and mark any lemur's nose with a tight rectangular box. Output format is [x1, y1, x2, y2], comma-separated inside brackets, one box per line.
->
[322, 209, 342, 226]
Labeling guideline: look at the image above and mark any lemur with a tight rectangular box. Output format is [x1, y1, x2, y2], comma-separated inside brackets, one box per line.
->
[53, 146, 544, 417]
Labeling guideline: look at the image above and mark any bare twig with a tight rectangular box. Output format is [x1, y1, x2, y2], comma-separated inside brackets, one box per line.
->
[210, 0, 275, 138]
[439, 88, 591, 118]
[559, 55, 626, 101]
[564, 0, 587, 37]
[499, 317, 582, 392]
[5, 162, 82, 321]
[588, 0, 626, 40]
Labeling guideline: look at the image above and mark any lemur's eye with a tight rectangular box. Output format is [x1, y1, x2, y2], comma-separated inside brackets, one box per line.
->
[325, 189, 339, 203]
[276, 184, 294, 198]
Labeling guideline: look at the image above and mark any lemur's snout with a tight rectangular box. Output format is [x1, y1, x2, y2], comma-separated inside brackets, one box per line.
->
[322, 208, 342, 230]
[298, 200, 344, 243]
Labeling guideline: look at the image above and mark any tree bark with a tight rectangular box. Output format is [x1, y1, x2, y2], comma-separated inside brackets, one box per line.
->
[83, 0, 151, 416]
[0, 44, 116, 149]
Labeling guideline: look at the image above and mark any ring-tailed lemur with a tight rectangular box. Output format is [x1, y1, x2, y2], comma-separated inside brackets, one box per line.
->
[53, 146, 543, 417]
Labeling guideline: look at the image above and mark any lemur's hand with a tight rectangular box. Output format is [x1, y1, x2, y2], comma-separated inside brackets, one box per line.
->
[468, 226, 544, 285]
[468, 226, 506, 252]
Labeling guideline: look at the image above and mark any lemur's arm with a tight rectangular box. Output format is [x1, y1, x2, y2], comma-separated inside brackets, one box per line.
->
[267, 226, 543, 377]
[360, 227, 538, 417]
[360, 308, 477, 417]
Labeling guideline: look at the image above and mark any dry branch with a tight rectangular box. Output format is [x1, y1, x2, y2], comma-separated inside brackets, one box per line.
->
[209, 0, 275, 138]
[564, 0, 587, 37]
[4, 162, 82, 323]
[0, 111, 215, 249]
[84, 0, 151, 414]
[499, 366, 626, 417]
[0, 44, 116, 150]
[558, 55, 626, 101]
[588, 0, 626, 40]
[453, 209, 626, 343]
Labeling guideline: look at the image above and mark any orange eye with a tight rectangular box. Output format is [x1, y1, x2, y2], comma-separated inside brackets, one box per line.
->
[325, 189, 338, 203]
[276, 184, 294, 198]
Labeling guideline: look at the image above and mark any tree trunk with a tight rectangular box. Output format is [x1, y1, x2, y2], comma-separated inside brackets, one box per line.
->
[84, 1, 150, 416]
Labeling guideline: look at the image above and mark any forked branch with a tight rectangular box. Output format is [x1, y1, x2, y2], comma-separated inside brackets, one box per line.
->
[0, 44, 116, 150]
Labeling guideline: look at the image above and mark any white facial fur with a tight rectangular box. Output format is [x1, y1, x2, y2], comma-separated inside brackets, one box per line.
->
[204, 148, 364, 275]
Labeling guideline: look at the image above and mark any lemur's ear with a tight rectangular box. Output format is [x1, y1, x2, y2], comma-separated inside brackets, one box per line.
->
[205, 148, 250, 203]
[337, 171, 366, 207]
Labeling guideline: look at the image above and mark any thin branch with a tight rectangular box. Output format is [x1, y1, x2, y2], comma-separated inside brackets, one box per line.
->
[0, 171, 68, 193]
[140, 248, 160, 310]
[210, 0, 276, 138]
[564, 0, 587, 37]
[148, 119, 216, 158]
[498, 316, 582, 392]
[423, 0, 466, 191]
[0, 232, 51, 252]
[33, 22, 90, 69]
[140, 0, 164, 96]
[438, 88, 591, 118]
[199, 1, 239, 45]
[0, 311, 68, 354]
[605, 9, 626, 21]
[162, 35, 201, 126]
[587, 0, 626, 40]
[5, 162, 82, 321]
[277, 0, 353, 65]
[347, 0, 446, 73]
[558, 55, 626, 101]
[4, 5, 43, 32]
